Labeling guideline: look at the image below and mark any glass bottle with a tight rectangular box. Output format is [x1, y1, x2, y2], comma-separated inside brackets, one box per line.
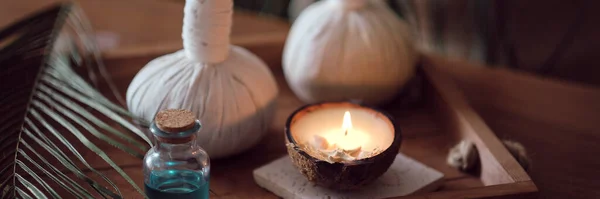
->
[143, 109, 210, 199]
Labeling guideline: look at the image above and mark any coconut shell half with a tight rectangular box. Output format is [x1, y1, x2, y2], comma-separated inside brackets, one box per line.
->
[285, 102, 402, 190]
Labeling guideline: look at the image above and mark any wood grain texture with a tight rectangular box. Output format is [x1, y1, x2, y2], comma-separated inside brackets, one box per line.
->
[424, 53, 600, 199]
[422, 58, 531, 185]
[402, 181, 538, 199]
[425, 54, 600, 132]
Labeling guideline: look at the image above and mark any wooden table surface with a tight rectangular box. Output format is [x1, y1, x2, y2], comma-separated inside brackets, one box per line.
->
[3, 0, 600, 198]
[98, 53, 600, 199]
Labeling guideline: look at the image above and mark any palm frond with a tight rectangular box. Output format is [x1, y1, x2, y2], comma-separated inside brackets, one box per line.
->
[0, 3, 151, 198]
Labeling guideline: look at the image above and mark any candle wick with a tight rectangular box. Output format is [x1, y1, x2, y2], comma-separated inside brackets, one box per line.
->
[344, 129, 348, 136]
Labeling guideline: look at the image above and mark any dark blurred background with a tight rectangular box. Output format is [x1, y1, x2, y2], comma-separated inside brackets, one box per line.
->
[230, 0, 600, 86]
[4, 0, 598, 86]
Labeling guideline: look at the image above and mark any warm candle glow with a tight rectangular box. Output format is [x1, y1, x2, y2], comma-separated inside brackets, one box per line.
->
[342, 111, 352, 131]
[292, 106, 394, 163]
[327, 111, 363, 153]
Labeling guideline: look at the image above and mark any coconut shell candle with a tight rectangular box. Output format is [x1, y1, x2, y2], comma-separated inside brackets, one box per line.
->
[285, 102, 402, 190]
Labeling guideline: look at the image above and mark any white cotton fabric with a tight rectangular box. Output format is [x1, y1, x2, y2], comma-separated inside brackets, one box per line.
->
[183, 0, 233, 64]
[127, 47, 278, 158]
[127, 0, 279, 158]
[283, 0, 416, 105]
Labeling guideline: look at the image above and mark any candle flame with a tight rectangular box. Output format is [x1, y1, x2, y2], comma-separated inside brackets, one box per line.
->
[342, 111, 352, 131]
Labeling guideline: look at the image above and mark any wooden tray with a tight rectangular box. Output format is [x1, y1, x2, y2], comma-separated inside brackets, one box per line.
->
[95, 54, 538, 199]
[396, 56, 538, 198]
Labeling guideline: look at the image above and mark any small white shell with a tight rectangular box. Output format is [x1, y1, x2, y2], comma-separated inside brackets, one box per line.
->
[309, 135, 330, 150]
[447, 140, 479, 171]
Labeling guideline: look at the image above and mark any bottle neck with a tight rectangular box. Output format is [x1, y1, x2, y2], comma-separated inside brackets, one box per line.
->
[150, 119, 201, 152]
[155, 138, 196, 152]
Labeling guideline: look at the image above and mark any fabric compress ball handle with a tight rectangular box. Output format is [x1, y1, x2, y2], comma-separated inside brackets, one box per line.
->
[126, 0, 279, 158]
[183, 0, 232, 64]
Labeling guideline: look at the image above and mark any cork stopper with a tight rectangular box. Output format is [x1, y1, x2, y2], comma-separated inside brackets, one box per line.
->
[155, 109, 196, 133]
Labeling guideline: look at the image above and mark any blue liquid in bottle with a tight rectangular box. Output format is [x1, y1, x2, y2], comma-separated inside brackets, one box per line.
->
[143, 109, 210, 199]
[144, 170, 209, 199]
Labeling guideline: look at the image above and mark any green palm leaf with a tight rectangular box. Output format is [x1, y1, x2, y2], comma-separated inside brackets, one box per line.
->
[0, 3, 151, 198]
